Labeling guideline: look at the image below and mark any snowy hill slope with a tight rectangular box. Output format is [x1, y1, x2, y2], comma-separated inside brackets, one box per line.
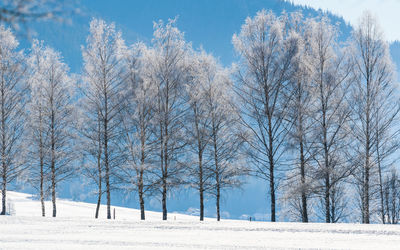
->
[3, 191, 199, 221]
[1, 191, 400, 249]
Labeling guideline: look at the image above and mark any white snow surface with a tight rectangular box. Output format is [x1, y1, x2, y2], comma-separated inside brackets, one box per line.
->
[1, 191, 400, 249]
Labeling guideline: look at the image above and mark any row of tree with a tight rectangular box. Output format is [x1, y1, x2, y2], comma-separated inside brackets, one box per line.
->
[78, 18, 248, 221]
[0, 9, 399, 224]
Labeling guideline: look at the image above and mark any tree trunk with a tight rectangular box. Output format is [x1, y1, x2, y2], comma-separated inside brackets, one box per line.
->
[161, 133, 167, 220]
[324, 174, 330, 223]
[95, 186, 101, 219]
[139, 166, 145, 220]
[363, 114, 370, 224]
[162, 116, 168, 221]
[51, 101, 56, 218]
[162, 176, 167, 220]
[39, 108, 45, 217]
[268, 162, 276, 222]
[194, 105, 205, 222]
[139, 115, 146, 221]
[1, 175, 5, 215]
[363, 154, 370, 224]
[139, 180, 145, 220]
[267, 115, 276, 222]
[330, 190, 336, 223]
[324, 116, 330, 224]
[104, 91, 111, 220]
[95, 115, 102, 219]
[391, 178, 396, 223]
[105, 140, 110, 220]
[1, 86, 6, 216]
[300, 140, 308, 223]
[212, 125, 221, 222]
[320, 68, 330, 223]
[216, 177, 220, 221]
[362, 70, 371, 224]
[377, 149, 385, 224]
[376, 124, 385, 224]
[363, 100, 371, 224]
[40, 156, 45, 217]
[51, 125, 56, 218]
[162, 139, 167, 221]
[199, 153, 204, 221]
[51, 143, 56, 218]
[385, 185, 390, 223]
[200, 180, 204, 221]
[51, 164, 56, 217]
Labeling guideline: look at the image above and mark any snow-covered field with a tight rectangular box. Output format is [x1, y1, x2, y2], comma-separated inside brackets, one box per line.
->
[1, 192, 400, 249]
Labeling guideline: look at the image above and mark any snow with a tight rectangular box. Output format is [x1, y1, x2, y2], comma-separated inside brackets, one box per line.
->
[1, 191, 400, 249]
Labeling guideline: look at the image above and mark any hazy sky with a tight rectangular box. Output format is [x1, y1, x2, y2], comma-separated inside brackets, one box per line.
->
[290, 0, 400, 42]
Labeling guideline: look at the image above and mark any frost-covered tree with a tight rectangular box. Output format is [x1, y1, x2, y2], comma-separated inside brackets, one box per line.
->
[233, 10, 299, 222]
[186, 50, 236, 221]
[206, 63, 246, 222]
[28, 40, 75, 217]
[117, 43, 158, 220]
[374, 84, 400, 223]
[145, 18, 189, 220]
[306, 16, 353, 223]
[349, 11, 399, 224]
[26, 39, 48, 217]
[81, 18, 127, 219]
[0, 25, 27, 215]
[283, 12, 315, 223]
[184, 50, 214, 221]
[383, 169, 400, 224]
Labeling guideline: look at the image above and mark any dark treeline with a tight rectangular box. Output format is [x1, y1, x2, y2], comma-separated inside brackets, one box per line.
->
[0, 9, 399, 225]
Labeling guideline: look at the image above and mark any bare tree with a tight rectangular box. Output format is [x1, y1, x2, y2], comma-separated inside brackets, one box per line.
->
[28, 40, 75, 217]
[206, 66, 246, 221]
[0, 25, 27, 215]
[26, 39, 48, 217]
[233, 10, 299, 222]
[373, 53, 400, 224]
[144, 18, 189, 220]
[349, 11, 397, 224]
[306, 16, 353, 223]
[81, 18, 127, 219]
[375, 110, 400, 223]
[117, 43, 158, 220]
[185, 50, 215, 221]
[283, 12, 315, 223]
[185, 50, 246, 221]
[383, 169, 400, 224]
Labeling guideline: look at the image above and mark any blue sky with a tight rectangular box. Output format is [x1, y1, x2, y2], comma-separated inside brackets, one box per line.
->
[19, 0, 359, 220]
